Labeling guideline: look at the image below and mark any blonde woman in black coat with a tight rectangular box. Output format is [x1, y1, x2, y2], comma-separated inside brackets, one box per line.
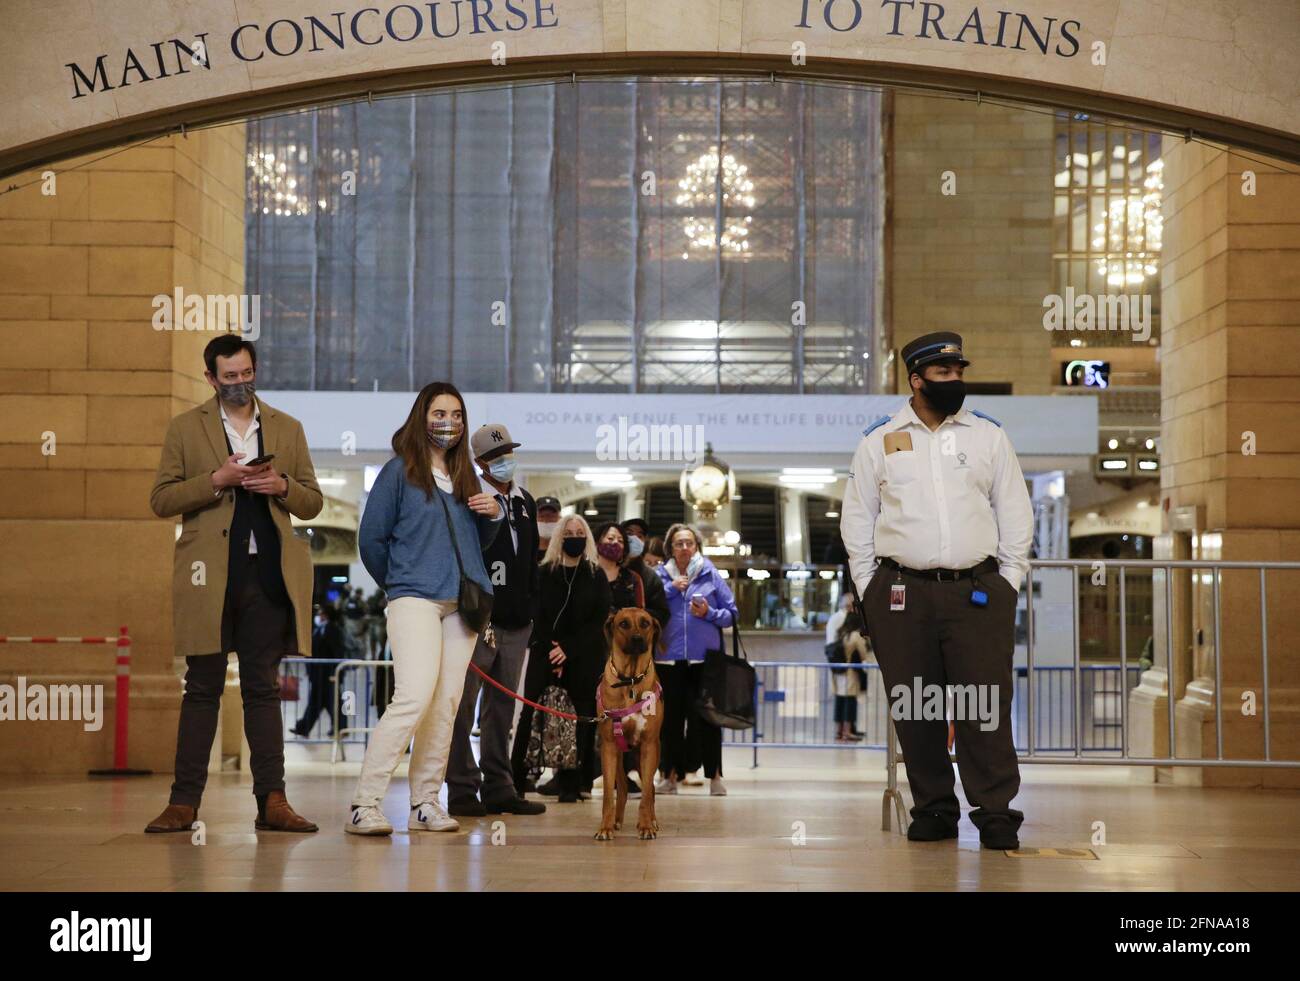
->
[529, 514, 612, 803]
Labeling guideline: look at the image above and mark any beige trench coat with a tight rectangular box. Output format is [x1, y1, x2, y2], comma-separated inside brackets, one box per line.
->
[150, 394, 323, 657]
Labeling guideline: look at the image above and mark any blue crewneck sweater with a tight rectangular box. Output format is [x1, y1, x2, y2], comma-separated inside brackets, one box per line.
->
[358, 456, 503, 602]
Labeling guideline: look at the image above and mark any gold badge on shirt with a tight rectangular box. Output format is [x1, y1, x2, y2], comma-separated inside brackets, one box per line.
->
[883, 432, 913, 455]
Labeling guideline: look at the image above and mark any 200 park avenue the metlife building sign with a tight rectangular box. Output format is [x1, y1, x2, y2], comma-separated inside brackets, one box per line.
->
[3, 0, 1298, 175]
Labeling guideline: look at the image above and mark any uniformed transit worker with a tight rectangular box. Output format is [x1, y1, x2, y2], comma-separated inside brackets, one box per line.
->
[840, 331, 1033, 850]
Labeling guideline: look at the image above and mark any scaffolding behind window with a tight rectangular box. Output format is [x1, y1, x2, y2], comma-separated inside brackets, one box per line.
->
[245, 78, 884, 393]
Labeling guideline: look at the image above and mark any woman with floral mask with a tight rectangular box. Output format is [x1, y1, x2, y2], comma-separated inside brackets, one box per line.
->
[593, 522, 643, 610]
[346, 382, 505, 835]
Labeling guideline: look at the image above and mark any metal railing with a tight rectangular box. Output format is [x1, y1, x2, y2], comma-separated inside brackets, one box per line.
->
[719, 662, 1145, 761]
[276, 558, 1299, 821]
[280, 656, 1147, 764]
[880, 558, 1300, 833]
[278, 657, 394, 762]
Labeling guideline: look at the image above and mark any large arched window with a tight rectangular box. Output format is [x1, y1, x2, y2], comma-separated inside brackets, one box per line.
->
[246, 78, 884, 393]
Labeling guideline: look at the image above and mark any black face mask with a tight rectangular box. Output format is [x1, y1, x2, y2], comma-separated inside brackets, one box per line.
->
[561, 536, 587, 557]
[920, 377, 967, 416]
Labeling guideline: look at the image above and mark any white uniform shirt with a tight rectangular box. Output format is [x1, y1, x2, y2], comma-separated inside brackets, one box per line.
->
[839, 400, 1034, 594]
[219, 401, 262, 554]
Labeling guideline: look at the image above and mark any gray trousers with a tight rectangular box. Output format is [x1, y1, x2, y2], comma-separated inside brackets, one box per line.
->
[447, 622, 532, 803]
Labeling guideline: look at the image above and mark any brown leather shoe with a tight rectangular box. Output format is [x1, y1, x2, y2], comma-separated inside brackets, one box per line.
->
[255, 790, 318, 832]
[144, 803, 197, 833]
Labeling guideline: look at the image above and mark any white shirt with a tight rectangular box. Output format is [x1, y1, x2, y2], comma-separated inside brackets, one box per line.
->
[219, 401, 262, 554]
[825, 608, 847, 644]
[840, 400, 1034, 594]
[436, 467, 507, 526]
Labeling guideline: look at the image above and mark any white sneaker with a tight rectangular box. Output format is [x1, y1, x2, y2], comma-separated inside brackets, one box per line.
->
[409, 801, 459, 832]
[655, 775, 677, 795]
[710, 776, 727, 796]
[345, 805, 393, 836]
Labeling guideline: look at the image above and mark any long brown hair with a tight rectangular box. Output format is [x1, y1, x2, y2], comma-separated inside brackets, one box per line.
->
[392, 382, 481, 503]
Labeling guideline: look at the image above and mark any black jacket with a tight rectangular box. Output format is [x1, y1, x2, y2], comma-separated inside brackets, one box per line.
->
[530, 560, 612, 714]
[480, 484, 541, 630]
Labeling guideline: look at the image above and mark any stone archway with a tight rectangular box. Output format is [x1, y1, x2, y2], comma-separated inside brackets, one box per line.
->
[3, 0, 1300, 177]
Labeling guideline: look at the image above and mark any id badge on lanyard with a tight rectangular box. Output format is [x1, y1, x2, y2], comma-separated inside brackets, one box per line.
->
[889, 583, 906, 612]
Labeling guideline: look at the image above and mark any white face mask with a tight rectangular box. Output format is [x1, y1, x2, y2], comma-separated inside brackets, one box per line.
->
[537, 520, 559, 538]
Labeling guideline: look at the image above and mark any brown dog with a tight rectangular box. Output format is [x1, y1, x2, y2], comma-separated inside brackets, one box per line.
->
[595, 607, 664, 841]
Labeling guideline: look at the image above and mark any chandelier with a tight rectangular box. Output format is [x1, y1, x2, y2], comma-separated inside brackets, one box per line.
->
[248, 145, 327, 217]
[676, 146, 755, 255]
[1092, 158, 1163, 286]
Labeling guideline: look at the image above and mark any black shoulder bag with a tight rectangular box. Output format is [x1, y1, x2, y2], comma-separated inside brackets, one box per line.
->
[695, 617, 757, 731]
[435, 489, 494, 634]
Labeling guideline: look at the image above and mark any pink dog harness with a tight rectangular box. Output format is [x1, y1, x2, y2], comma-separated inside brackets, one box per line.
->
[596, 681, 663, 752]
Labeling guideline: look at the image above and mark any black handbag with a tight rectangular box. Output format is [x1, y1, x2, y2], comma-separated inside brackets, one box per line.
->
[695, 619, 757, 731]
[825, 637, 849, 675]
[435, 489, 494, 634]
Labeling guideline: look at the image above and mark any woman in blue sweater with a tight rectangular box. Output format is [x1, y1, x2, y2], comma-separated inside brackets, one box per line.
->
[346, 382, 504, 835]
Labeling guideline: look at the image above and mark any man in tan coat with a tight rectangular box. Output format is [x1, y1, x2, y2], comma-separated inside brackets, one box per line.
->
[145, 335, 323, 833]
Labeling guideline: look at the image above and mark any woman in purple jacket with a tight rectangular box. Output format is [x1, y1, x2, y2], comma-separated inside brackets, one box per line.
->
[654, 523, 739, 797]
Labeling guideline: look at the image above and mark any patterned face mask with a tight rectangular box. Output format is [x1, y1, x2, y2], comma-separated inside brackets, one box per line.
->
[426, 422, 463, 449]
[219, 380, 255, 406]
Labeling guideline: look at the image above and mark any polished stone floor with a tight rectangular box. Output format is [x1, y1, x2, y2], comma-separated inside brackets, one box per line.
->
[2, 749, 1298, 891]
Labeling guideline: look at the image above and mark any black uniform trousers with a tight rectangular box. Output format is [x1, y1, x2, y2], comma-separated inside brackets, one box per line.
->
[169, 551, 295, 808]
[864, 560, 1022, 832]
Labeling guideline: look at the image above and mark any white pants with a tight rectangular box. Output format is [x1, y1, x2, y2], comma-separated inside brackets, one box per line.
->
[351, 596, 478, 808]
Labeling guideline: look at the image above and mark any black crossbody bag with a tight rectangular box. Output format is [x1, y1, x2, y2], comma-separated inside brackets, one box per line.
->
[435, 490, 494, 634]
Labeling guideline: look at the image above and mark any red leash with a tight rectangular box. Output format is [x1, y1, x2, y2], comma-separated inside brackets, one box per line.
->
[467, 661, 606, 724]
